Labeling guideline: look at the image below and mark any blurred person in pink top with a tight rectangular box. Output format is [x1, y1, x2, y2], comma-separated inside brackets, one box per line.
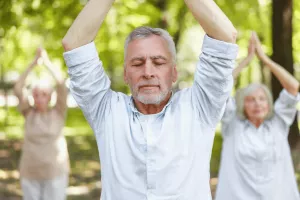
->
[14, 48, 69, 200]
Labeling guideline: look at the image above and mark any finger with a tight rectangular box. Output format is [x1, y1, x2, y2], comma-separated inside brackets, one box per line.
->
[254, 33, 260, 44]
[251, 31, 255, 41]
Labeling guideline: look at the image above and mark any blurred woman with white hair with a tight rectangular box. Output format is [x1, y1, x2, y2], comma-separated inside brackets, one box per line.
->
[14, 48, 69, 200]
[215, 32, 300, 200]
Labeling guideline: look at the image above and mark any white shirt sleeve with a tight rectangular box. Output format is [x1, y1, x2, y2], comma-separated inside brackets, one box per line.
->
[220, 97, 237, 138]
[192, 35, 238, 128]
[273, 89, 299, 129]
[63, 42, 113, 132]
[221, 97, 237, 124]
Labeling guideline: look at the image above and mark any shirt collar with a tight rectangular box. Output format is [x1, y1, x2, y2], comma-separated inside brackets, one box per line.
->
[244, 119, 272, 131]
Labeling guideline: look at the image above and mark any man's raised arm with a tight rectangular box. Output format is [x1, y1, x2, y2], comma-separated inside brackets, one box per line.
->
[185, 0, 238, 128]
[62, 0, 115, 132]
[62, 0, 115, 51]
[184, 0, 237, 43]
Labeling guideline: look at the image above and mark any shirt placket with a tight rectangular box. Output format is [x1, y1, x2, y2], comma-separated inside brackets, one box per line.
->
[140, 117, 156, 199]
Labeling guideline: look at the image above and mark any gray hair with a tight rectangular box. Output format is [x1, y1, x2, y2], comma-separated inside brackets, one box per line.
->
[124, 26, 176, 65]
[30, 79, 54, 95]
[235, 83, 274, 120]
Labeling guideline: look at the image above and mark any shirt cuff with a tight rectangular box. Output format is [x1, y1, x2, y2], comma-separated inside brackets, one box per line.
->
[201, 35, 239, 60]
[279, 89, 300, 104]
[63, 42, 99, 68]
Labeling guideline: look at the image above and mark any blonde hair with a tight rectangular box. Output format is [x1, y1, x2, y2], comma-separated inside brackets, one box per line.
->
[235, 83, 274, 120]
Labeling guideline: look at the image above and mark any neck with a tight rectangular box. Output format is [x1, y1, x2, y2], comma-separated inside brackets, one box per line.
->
[134, 93, 172, 115]
[248, 118, 264, 128]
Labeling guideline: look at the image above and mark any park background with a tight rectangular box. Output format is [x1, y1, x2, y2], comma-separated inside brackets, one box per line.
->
[1, 0, 300, 199]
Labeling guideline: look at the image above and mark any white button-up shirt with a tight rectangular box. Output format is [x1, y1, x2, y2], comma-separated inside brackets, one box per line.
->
[63, 35, 238, 200]
[215, 90, 300, 200]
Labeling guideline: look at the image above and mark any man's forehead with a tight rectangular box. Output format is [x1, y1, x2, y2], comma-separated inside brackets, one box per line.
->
[125, 36, 172, 62]
[130, 55, 168, 61]
[126, 50, 171, 62]
[127, 36, 169, 49]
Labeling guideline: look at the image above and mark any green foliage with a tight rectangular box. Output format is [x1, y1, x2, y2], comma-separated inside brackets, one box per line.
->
[210, 132, 223, 177]
[1, 2, 300, 197]
[0, 107, 92, 139]
[294, 0, 300, 64]
[2, 0, 299, 92]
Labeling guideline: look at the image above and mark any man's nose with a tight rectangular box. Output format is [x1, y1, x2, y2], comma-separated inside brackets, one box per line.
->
[144, 60, 155, 79]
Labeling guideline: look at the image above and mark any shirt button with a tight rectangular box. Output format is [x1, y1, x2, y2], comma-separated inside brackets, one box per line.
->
[148, 160, 154, 167]
[147, 184, 155, 189]
[141, 145, 147, 152]
[147, 191, 152, 197]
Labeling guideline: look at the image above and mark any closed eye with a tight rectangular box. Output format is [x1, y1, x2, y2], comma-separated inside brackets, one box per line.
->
[153, 58, 167, 66]
[154, 63, 165, 67]
[130, 57, 145, 67]
[132, 63, 143, 67]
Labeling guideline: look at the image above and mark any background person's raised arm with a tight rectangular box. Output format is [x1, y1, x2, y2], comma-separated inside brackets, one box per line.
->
[184, 0, 237, 43]
[62, 0, 115, 51]
[233, 32, 255, 79]
[13, 49, 41, 116]
[254, 32, 299, 96]
[40, 49, 68, 117]
[41, 49, 64, 85]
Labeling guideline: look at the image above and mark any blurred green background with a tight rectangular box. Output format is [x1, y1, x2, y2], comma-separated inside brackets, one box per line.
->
[1, 0, 300, 199]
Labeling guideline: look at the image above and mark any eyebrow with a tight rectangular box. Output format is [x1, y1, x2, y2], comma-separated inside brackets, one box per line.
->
[130, 56, 167, 63]
[130, 57, 145, 63]
[150, 56, 167, 61]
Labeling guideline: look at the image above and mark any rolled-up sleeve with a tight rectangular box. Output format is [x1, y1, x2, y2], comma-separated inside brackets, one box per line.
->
[274, 89, 299, 128]
[63, 42, 112, 132]
[192, 35, 238, 128]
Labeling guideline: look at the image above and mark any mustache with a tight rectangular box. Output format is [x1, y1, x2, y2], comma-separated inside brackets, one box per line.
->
[136, 80, 160, 88]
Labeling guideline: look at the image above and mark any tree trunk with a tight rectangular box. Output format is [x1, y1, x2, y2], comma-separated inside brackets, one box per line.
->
[272, 0, 299, 148]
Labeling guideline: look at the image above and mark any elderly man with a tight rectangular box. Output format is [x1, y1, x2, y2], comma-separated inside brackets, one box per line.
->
[62, 0, 238, 199]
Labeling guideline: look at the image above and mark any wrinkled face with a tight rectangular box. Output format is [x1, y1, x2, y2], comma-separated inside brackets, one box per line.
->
[124, 35, 177, 105]
[244, 88, 269, 121]
[32, 87, 52, 111]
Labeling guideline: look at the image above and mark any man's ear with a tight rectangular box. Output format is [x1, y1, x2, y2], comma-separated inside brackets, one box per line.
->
[172, 65, 178, 83]
[124, 66, 128, 84]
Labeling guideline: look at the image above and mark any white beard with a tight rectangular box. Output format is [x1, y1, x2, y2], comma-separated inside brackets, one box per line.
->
[135, 90, 170, 105]
[128, 79, 171, 105]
